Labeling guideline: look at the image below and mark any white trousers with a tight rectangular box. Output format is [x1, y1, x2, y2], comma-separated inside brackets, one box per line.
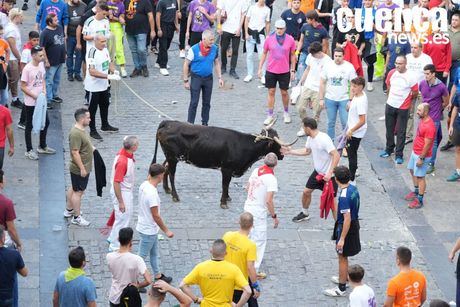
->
[108, 190, 133, 250]
[248, 214, 268, 271]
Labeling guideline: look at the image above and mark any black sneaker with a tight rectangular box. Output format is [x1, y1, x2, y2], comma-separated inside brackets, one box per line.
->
[52, 97, 63, 103]
[21, 2, 28, 10]
[229, 70, 239, 79]
[17, 122, 25, 130]
[11, 99, 23, 109]
[74, 75, 83, 82]
[440, 141, 454, 151]
[90, 130, 103, 140]
[292, 212, 310, 223]
[142, 66, 149, 77]
[68, 75, 74, 81]
[101, 125, 119, 132]
[130, 68, 140, 78]
[156, 273, 173, 283]
[47, 102, 54, 110]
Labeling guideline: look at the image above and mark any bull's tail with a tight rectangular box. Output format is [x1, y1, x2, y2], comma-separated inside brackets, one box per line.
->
[152, 131, 159, 165]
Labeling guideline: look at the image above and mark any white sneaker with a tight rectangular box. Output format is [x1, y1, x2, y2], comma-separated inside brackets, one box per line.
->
[263, 115, 275, 126]
[159, 68, 169, 76]
[330, 276, 340, 284]
[120, 67, 128, 78]
[260, 76, 265, 85]
[63, 209, 73, 218]
[179, 50, 186, 58]
[296, 129, 306, 137]
[25, 150, 39, 160]
[37, 146, 56, 154]
[366, 82, 374, 91]
[71, 215, 90, 226]
[323, 286, 347, 297]
[155, 63, 171, 69]
[244, 75, 253, 83]
[283, 112, 291, 124]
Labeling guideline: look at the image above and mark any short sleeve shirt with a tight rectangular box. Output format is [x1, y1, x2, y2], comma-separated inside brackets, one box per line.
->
[386, 69, 418, 110]
[281, 9, 305, 41]
[347, 93, 368, 138]
[84, 47, 110, 92]
[124, 0, 154, 35]
[4, 23, 21, 61]
[82, 16, 111, 56]
[264, 33, 296, 74]
[223, 231, 257, 284]
[69, 126, 93, 174]
[305, 131, 336, 174]
[188, 0, 216, 32]
[321, 60, 357, 101]
[0, 247, 24, 301]
[0, 106, 12, 148]
[413, 117, 436, 157]
[244, 167, 278, 218]
[157, 0, 178, 23]
[300, 23, 328, 53]
[20, 62, 46, 107]
[337, 185, 360, 224]
[54, 272, 97, 307]
[107, 1, 126, 18]
[387, 269, 426, 307]
[136, 181, 161, 235]
[246, 4, 270, 32]
[418, 79, 449, 122]
[0, 194, 15, 230]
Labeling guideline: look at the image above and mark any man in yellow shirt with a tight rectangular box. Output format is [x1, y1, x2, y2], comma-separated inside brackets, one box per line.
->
[180, 239, 252, 307]
[223, 213, 259, 306]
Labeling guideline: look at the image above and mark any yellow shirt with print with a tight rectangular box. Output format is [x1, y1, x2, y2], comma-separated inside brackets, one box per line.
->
[222, 231, 257, 283]
[182, 260, 249, 307]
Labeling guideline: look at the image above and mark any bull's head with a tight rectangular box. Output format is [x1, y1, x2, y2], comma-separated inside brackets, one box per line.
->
[253, 122, 298, 160]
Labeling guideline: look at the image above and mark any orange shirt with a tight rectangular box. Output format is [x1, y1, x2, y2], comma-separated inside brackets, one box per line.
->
[0, 39, 8, 71]
[289, 0, 315, 14]
[387, 269, 427, 307]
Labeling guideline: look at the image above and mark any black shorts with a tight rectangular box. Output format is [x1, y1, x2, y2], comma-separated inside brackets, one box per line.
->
[336, 220, 361, 257]
[265, 71, 290, 90]
[453, 128, 460, 146]
[305, 170, 338, 197]
[71, 172, 89, 192]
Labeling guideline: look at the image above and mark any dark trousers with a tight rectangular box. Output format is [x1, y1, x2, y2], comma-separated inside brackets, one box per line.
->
[435, 71, 448, 85]
[346, 137, 361, 181]
[385, 104, 409, 158]
[25, 105, 49, 151]
[179, 13, 188, 50]
[233, 288, 258, 307]
[18, 107, 25, 125]
[190, 31, 202, 46]
[221, 31, 240, 70]
[0, 147, 4, 170]
[157, 23, 175, 68]
[88, 89, 110, 132]
[364, 53, 376, 83]
[187, 73, 213, 125]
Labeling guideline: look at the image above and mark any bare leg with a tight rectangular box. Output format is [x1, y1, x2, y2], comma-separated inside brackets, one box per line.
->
[338, 254, 348, 284]
[71, 191, 84, 216]
[302, 188, 313, 209]
[281, 89, 289, 108]
[267, 88, 276, 110]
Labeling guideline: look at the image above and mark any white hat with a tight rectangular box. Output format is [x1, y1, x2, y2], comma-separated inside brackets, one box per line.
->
[274, 19, 286, 29]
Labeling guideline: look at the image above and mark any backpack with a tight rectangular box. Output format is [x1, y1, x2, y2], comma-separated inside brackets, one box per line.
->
[119, 285, 142, 307]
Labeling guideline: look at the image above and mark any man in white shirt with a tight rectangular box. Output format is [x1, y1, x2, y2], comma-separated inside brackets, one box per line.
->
[318, 47, 357, 141]
[283, 117, 340, 222]
[243, 152, 279, 276]
[348, 264, 376, 307]
[136, 163, 174, 283]
[82, 3, 110, 58]
[5, 9, 23, 109]
[405, 42, 433, 143]
[297, 41, 332, 136]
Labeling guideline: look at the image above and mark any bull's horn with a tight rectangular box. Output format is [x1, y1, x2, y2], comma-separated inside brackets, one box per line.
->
[274, 136, 299, 147]
[264, 117, 277, 130]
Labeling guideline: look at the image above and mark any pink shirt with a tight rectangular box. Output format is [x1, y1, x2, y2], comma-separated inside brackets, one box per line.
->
[20, 62, 45, 106]
[264, 33, 296, 74]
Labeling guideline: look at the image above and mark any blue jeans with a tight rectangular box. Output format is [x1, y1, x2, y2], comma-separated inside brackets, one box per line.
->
[430, 120, 442, 166]
[45, 64, 62, 101]
[138, 232, 160, 276]
[246, 35, 265, 77]
[187, 73, 213, 125]
[126, 33, 147, 70]
[0, 87, 8, 106]
[66, 36, 82, 77]
[296, 51, 308, 83]
[325, 98, 348, 141]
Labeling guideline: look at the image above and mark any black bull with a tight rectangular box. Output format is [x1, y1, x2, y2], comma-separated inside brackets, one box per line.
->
[151, 120, 297, 209]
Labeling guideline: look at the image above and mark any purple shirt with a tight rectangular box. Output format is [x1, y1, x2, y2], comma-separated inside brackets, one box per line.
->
[189, 0, 216, 32]
[264, 33, 296, 74]
[377, 2, 399, 9]
[107, 1, 125, 18]
[419, 79, 449, 121]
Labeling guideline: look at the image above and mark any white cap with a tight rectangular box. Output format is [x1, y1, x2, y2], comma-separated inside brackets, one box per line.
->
[274, 19, 286, 29]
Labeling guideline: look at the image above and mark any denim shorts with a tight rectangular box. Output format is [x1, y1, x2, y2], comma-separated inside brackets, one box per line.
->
[407, 152, 431, 177]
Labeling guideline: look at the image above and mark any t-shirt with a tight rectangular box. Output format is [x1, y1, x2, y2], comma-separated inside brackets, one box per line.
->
[217, 0, 248, 34]
[246, 4, 270, 32]
[288, 0, 314, 14]
[124, 0, 153, 35]
[0, 247, 24, 301]
[413, 117, 436, 157]
[20, 43, 34, 65]
[315, 0, 333, 31]
[4, 22, 21, 61]
[68, 2, 87, 37]
[0, 194, 15, 229]
[40, 26, 66, 66]
[136, 181, 160, 235]
[36, 0, 70, 30]
[349, 284, 377, 307]
[182, 259, 249, 307]
[321, 60, 357, 101]
[222, 231, 257, 286]
[299, 23, 328, 53]
[188, 0, 216, 32]
[69, 126, 93, 174]
[20, 62, 46, 107]
[108, 1, 125, 18]
[281, 9, 305, 41]
[386, 269, 427, 307]
[107, 252, 147, 304]
[82, 16, 111, 56]
[157, 0, 178, 23]
[305, 131, 336, 174]
[54, 272, 97, 307]
[406, 53, 433, 84]
[337, 28, 365, 49]
[243, 167, 278, 218]
[304, 53, 332, 91]
[0, 12, 8, 29]
[337, 184, 360, 224]
[0, 38, 9, 71]
[84, 47, 110, 92]
[386, 39, 411, 71]
[386, 69, 418, 110]
[347, 93, 368, 139]
[448, 28, 460, 61]
[0, 106, 12, 148]
[418, 79, 448, 122]
[264, 33, 296, 74]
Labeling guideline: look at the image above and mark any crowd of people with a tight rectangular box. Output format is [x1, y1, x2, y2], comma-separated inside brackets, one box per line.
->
[0, 0, 459, 305]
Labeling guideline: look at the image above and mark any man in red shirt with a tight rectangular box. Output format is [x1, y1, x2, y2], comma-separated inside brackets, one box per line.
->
[0, 170, 21, 250]
[0, 105, 13, 170]
[423, 30, 452, 84]
[404, 103, 435, 209]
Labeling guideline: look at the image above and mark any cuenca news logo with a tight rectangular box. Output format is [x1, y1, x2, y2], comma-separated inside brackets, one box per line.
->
[337, 7, 450, 45]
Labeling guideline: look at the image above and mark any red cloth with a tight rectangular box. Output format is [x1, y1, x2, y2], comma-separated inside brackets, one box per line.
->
[0, 106, 12, 148]
[423, 37, 452, 73]
[343, 42, 363, 77]
[317, 174, 335, 219]
[413, 117, 436, 156]
[106, 210, 115, 227]
[0, 194, 16, 229]
[199, 42, 211, 57]
[258, 165, 274, 176]
[113, 148, 134, 183]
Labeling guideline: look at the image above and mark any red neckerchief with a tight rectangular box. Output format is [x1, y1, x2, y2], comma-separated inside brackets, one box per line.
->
[199, 42, 211, 57]
[23, 42, 33, 50]
[258, 165, 274, 176]
[117, 148, 135, 162]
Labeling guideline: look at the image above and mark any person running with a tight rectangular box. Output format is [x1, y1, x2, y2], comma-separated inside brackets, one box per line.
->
[447, 66, 460, 182]
[281, 0, 305, 43]
[20, 46, 56, 161]
[107, 136, 139, 251]
[324, 166, 361, 297]
[223, 212, 260, 306]
[108, 0, 127, 77]
[180, 239, 252, 306]
[84, 34, 120, 140]
[156, 0, 179, 76]
[383, 246, 427, 307]
[283, 117, 340, 222]
[65, 108, 93, 226]
[185, 0, 216, 46]
[347, 264, 376, 307]
[259, 19, 296, 125]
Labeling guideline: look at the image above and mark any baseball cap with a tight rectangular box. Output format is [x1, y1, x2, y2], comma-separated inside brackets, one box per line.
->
[275, 19, 286, 29]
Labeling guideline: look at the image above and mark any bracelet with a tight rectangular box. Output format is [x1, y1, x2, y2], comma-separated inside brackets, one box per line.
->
[252, 281, 261, 292]
[295, 50, 300, 56]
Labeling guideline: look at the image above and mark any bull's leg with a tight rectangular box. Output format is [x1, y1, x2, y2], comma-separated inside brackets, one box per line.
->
[220, 168, 232, 209]
[168, 161, 180, 202]
[162, 161, 171, 194]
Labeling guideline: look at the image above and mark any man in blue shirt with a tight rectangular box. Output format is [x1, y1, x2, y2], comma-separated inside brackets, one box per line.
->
[35, 0, 69, 31]
[53, 246, 97, 307]
[281, 0, 305, 42]
[183, 29, 224, 126]
[447, 67, 460, 182]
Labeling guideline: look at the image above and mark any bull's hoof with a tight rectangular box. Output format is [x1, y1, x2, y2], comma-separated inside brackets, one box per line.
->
[220, 203, 229, 209]
[172, 196, 180, 202]
[164, 187, 172, 194]
[226, 196, 232, 202]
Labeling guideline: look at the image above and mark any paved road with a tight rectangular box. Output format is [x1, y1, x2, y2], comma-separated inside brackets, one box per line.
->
[5, 2, 459, 306]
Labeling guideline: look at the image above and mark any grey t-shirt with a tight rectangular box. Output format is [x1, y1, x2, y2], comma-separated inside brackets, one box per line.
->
[68, 2, 87, 37]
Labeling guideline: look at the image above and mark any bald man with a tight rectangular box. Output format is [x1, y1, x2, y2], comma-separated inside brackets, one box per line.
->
[405, 103, 435, 209]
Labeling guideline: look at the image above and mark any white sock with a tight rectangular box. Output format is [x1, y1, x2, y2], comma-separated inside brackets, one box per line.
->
[303, 208, 309, 215]
[456, 169, 460, 175]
